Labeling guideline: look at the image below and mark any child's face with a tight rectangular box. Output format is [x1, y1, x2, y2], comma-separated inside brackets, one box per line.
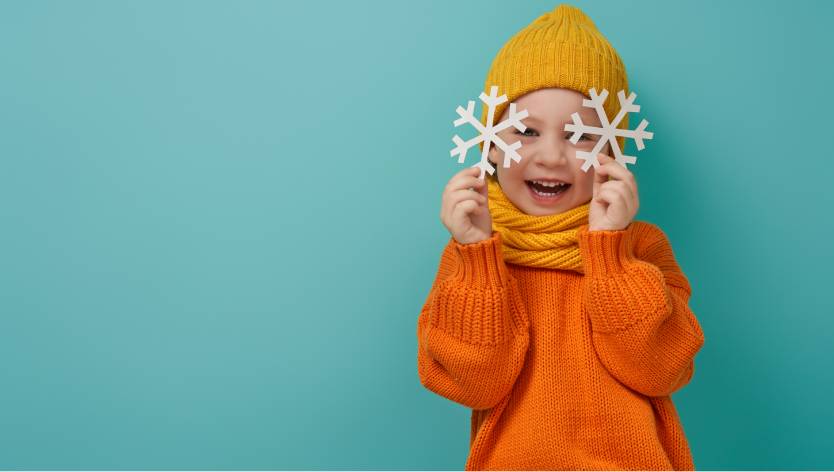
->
[488, 87, 611, 216]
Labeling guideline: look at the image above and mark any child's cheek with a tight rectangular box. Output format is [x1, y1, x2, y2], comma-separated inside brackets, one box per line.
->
[576, 171, 595, 199]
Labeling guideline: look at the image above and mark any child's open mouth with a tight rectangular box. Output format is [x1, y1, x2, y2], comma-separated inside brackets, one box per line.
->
[526, 179, 571, 203]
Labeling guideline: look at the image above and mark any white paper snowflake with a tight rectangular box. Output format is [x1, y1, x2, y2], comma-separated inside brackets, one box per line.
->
[451, 85, 529, 180]
[563, 88, 654, 172]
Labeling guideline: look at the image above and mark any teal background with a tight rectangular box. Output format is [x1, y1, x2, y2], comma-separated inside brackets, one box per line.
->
[1, 0, 832, 469]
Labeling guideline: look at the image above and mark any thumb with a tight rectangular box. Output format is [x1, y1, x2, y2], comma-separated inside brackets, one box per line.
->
[477, 173, 490, 199]
[593, 166, 606, 199]
[593, 153, 611, 196]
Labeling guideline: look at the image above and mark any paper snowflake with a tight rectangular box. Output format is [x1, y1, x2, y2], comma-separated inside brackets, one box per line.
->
[563, 88, 654, 172]
[450, 85, 529, 180]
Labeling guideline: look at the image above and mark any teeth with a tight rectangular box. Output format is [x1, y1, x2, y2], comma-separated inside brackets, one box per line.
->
[531, 180, 567, 187]
[531, 187, 562, 197]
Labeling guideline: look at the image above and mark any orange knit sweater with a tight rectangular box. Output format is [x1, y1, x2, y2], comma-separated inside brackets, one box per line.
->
[416, 221, 705, 470]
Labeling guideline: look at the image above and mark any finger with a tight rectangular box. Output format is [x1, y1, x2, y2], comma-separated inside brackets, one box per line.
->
[596, 153, 618, 177]
[596, 187, 621, 207]
[443, 187, 487, 223]
[598, 153, 633, 188]
[449, 187, 488, 206]
[610, 188, 628, 211]
[594, 155, 611, 187]
[448, 173, 487, 194]
[593, 163, 607, 198]
[451, 199, 479, 225]
[600, 180, 635, 215]
[593, 169, 600, 200]
[446, 167, 481, 192]
[598, 152, 638, 209]
[475, 173, 490, 198]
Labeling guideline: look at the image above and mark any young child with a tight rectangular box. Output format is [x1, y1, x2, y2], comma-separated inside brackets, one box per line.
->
[417, 4, 705, 470]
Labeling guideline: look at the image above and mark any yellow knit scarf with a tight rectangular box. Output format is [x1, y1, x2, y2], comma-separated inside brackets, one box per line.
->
[486, 175, 590, 273]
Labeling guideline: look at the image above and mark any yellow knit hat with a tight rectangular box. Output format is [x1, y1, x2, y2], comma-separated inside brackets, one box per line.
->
[480, 4, 629, 156]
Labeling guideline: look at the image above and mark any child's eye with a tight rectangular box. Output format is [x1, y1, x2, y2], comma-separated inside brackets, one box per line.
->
[513, 129, 595, 141]
[515, 128, 539, 137]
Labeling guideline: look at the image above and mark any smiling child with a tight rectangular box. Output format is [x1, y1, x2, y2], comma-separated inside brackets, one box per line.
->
[417, 4, 706, 470]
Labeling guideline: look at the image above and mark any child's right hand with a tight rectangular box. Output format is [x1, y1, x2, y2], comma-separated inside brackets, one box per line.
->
[441, 167, 493, 245]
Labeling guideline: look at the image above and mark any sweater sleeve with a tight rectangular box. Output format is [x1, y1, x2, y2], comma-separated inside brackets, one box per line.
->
[577, 222, 705, 398]
[416, 231, 531, 410]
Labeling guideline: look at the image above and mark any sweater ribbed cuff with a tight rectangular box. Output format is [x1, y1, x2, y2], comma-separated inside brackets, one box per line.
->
[577, 224, 639, 276]
[450, 231, 510, 287]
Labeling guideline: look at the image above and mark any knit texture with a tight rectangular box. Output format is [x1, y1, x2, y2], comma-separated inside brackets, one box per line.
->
[486, 173, 590, 273]
[478, 4, 630, 154]
[416, 221, 705, 470]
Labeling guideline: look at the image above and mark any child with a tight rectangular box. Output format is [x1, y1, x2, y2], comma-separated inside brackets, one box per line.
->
[417, 4, 705, 470]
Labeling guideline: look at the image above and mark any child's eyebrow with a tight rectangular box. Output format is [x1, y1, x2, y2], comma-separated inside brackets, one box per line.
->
[523, 114, 578, 127]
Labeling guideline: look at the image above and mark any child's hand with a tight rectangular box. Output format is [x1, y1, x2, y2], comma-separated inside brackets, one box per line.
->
[588, 153, 639, 232]
[441, 167, 493, 245]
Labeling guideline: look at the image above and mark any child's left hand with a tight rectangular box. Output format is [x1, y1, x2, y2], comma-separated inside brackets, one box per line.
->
[588, 153, 639, 232]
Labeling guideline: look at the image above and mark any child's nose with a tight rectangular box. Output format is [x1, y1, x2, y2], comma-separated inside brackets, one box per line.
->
[533, 134, 570, 167]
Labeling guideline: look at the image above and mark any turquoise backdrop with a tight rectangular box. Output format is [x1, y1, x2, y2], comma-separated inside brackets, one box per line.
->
[2, 0, 832, 469]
